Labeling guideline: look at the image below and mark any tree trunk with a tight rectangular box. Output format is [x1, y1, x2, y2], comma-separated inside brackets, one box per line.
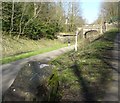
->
[34, 2, 37, 16]
[10, 1, 14, 35]
[22, 3, 41, 34]
[18, 2, 26, 39]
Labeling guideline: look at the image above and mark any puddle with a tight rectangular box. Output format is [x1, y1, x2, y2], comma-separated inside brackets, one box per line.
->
[39, 64, 49, 69]
[2, 61, 53, 101]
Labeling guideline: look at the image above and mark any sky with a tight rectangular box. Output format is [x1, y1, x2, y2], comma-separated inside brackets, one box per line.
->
[81, 0, 102, 24]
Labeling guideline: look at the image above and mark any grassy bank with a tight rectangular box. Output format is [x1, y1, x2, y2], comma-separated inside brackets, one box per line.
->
[1, 44, 67, 64]
[49, 29, 119, 101]
[2, 35, 68, 57]
[1, 35, 68, 64]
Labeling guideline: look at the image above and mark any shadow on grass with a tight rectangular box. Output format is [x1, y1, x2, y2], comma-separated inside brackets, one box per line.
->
[68, 32, 118, 101]
[70, 61, 97, 102]
[102, 59, 120, 74]
[91, 30, 119, 44]
[90, 35, 104, 44]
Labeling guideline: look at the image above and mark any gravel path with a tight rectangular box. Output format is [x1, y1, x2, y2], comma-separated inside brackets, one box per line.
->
[103, 33, 120, 101]
[0, 45, 74, 97]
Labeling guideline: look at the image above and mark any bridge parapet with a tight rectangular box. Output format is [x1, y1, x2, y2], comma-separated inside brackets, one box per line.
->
[81, 24, 102, 35]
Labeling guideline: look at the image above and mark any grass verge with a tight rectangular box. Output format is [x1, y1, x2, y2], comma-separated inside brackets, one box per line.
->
[1, 43, 67, 64]
[49, 29, 119, 101]
[2, 34, 69, 57]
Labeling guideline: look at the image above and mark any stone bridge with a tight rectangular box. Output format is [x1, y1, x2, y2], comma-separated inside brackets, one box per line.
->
[57, 23, 108, 40]
[83, 24, 102, 34]
[77, 24, 103, 38]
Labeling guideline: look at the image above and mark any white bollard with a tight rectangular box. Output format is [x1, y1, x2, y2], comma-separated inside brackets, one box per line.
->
[75, 31, 78, 51]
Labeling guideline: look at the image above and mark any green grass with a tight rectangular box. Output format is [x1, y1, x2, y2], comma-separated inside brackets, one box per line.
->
[1, 31, 87, 64]
[2, 34, 69, 57]
[1, 43, 67, 64]
[1, 34, 71, 64]
[49, 29, 119, 101]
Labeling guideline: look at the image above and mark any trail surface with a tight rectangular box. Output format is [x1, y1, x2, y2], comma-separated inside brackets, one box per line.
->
[0, 45, 74, 95]
[103, 33, 120, 101]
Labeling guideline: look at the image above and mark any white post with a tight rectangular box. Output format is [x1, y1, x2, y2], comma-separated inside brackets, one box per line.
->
[100, 24, 103, 34]
[106, 22, 108, 31]
[75, 30, 78, 51]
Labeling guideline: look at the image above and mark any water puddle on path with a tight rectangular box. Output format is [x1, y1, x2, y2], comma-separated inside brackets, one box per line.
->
[2, 61, 53, 101]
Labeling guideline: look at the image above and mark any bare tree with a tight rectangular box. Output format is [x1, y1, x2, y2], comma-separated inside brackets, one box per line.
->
[9, 1, 14, 35]
[18, 2, 26, 38]
[67, 2, 83, 32]
[101, 2, 118, 23]
[22, 3, 42, 34]
[34, 2, 37, 16]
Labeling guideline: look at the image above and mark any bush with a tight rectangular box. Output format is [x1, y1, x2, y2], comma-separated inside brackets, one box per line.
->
[25, 20, 60, 40]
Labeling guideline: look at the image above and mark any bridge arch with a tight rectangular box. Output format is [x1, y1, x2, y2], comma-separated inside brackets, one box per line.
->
[84, 30, 98, 38]
[78, 24, 102, 38]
